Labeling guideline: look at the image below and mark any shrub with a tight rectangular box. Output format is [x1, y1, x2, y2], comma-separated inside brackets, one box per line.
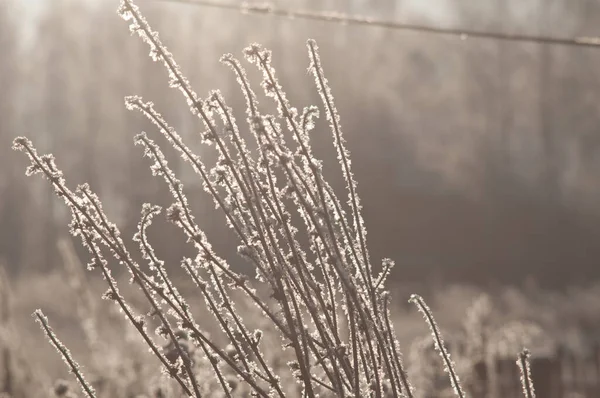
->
[12, 1, 534, 397]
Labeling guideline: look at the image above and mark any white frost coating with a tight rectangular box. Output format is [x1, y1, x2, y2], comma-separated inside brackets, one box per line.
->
[34, 310, 97, 398]
[517, 349, 536, 398]
[13, 1, 425, 394]
[306, 40, 372, 284]
[409, 294, 466, 398]
[118, 0, 201, 117]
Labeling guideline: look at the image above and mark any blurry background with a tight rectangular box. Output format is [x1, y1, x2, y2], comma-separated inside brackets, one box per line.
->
[3, 0, 600, 287]
[2, 1, 600, 396]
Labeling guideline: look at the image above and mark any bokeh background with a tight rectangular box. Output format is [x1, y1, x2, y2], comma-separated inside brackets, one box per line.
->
[3, 0, 600, 287]
[2, 1, 600, 396]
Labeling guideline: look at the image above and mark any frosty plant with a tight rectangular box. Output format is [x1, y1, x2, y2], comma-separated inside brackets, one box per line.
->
[14, 0, 534, 397]
[517, 349, 536, 398]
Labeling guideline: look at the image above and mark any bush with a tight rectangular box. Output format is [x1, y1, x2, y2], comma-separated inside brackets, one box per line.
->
[12, 1, 535, 397]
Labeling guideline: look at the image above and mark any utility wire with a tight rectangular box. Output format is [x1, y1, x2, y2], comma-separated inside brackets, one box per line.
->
[151, 0, 600, 49]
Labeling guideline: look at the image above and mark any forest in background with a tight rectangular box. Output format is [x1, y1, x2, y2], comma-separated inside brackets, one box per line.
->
[2, 0, 600, 287]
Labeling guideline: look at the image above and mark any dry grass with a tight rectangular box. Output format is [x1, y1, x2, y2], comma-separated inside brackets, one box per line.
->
[4, 1, 546, 397]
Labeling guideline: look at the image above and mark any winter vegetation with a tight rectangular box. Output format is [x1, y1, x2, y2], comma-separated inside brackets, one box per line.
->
[2, 0, 600, 397]
[7, 0, 542, 396]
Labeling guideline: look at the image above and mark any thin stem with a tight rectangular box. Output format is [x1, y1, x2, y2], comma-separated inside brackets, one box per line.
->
[517, 349, 536, 398]
[34, 310, 97, 398]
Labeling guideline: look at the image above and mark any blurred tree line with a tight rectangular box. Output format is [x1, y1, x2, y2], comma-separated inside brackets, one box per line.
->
[2, 0, 600, 287]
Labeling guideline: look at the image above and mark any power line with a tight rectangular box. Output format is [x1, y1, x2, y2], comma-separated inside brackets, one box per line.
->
[151, 0, 600, 49]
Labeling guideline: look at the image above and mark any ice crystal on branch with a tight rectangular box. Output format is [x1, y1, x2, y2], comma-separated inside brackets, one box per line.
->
[517, 349, 536, 398]
[409, 294, 465, 398]
[12, 0, 526, 396]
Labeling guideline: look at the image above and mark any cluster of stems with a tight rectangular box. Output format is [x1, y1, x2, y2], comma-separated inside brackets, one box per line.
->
[15, 1, 537, 397]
